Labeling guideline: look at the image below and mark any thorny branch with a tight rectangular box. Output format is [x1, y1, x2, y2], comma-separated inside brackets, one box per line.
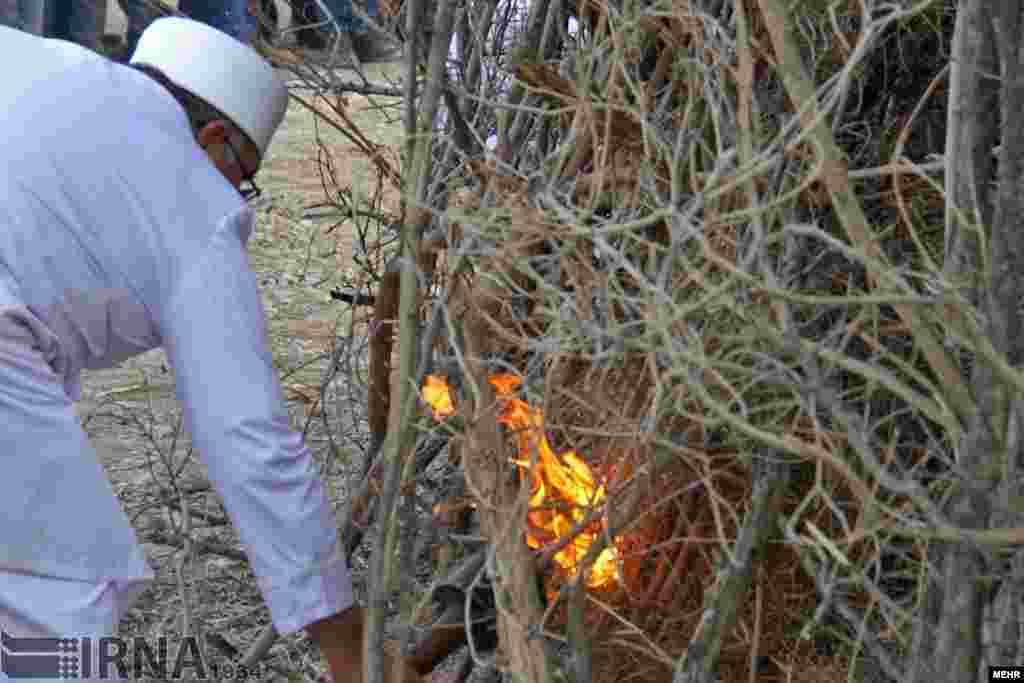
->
[98, 0, 1024, 681]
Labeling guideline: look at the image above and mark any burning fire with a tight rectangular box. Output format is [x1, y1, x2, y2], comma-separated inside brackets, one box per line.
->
[423, 373, 620, 590]
[422, 375, 455, 419]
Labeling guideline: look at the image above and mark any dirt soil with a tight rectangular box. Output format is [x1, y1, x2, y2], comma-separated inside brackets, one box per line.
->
[76, 61, 406, 682]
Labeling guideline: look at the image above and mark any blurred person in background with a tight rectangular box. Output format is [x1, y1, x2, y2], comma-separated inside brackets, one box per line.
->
[291, 0, 396, 59]
[178, 0, 257, 43]
[0, 0, 44, 34]
[45, 0, 105, 50]
[254, 0, 366, 51]
[107, 0, 392, 61]
[110, 0, 259, 60]
[113, 0, 167, 56]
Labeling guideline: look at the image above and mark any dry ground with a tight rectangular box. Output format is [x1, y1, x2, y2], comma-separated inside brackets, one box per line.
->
[76, 59, 406, 682]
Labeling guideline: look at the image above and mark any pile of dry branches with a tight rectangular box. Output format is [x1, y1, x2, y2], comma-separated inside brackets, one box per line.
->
[247, 0, 1024, 681]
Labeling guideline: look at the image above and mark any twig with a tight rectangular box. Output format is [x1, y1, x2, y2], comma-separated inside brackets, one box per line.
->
[330, 288, 377, 306]
[240, 625, 280, 670]
[756, 0, 973, 423]
[176, 490, 197, 681]
[366, 0, 460, 679]
[144, 530, 248, 563]
[672, 455, 792, 683]
[291, 80, 408, 98]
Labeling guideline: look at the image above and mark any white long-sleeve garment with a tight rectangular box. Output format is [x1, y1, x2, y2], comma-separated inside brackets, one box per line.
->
[0, 27, 353, 634]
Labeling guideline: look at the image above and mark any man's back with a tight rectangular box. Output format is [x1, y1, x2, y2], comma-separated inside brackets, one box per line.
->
[0, 18, 357, 648]
[0, 25, 97, 106]
[0, 27, 253, 584]
[0, 27, 246, 398]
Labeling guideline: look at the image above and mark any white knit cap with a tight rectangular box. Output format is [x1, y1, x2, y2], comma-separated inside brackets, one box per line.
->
[130, 17, 288, 156]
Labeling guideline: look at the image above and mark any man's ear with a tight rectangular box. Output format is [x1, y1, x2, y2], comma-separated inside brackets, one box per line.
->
[196, 119, 232, 148]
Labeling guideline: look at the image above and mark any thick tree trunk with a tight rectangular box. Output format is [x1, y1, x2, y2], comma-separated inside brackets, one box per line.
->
[925, 3, 1024, 682]
[942, 0, 999, 309]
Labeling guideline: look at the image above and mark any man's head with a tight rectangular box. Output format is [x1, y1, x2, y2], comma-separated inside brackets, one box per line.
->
[128, 18, 288, 198]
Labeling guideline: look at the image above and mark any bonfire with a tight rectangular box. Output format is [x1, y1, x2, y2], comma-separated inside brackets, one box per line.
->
[423, 373, 624, 592]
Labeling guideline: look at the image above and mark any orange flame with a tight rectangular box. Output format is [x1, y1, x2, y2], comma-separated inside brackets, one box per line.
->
[422, 374, 455, 419]
[423, 373, 620, 590]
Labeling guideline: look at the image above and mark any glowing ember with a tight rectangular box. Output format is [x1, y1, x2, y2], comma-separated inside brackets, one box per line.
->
[422, 373, 621, 590]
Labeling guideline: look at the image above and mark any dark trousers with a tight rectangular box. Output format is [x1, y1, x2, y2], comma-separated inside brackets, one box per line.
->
[0, 0, 38, 32]
[46, 0, 105, 50]
[177, 0, 257, 42]
[115, 0, 162, 53]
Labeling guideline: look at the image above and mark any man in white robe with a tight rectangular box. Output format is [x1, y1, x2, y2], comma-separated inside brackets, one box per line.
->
[0, 16, 406, 683]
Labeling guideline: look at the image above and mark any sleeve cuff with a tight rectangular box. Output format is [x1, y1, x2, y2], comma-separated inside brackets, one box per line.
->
[260, 552, 356, 634]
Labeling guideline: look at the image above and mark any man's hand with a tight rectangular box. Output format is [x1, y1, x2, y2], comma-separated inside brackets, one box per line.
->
[307, 606, 422, 683]
[308, 605, 364, 681]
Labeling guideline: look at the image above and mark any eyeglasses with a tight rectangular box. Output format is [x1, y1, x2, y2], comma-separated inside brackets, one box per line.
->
[224, 135, 262, 202]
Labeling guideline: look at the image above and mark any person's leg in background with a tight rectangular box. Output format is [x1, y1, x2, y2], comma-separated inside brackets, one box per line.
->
[42, 0, 63, 38]
[66, 0, 105, 50]
[178, 0, 257, 42]
[0, 572, 149, 683]
[321, 0, 365, 37]
[45, 0, 104, 50]
[288, 0, 325, 48]
[115, 0, 163, 56]
[226, 0, 258, 42]
[285, 0, 386, 54]
[252, 0, 277, 44]
[284, 0, 368, 51]
[0, 0, 47, 33]
[303, 0, 404, 64]
[343, 0, 400, 62]
[0, 0, 25, 30]
[0, 0, 24, 29]
[21, 0, 46, 33]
